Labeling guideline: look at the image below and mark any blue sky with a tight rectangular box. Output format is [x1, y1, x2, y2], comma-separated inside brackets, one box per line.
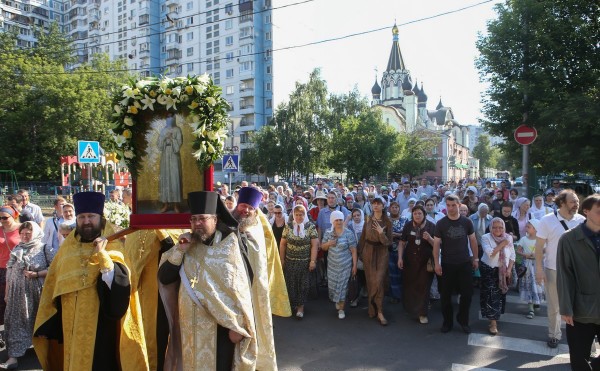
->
[272, 0, 501, 125]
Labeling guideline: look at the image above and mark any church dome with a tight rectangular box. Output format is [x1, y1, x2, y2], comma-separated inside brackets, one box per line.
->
[412, 79, 420, 96]
[436, 97, 444, 110]
[402, 75, 413, 92]
[417, 84, 428, 102]
[371, 79, 382, 95]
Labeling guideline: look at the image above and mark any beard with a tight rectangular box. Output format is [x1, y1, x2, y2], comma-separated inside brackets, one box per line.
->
[77, 221, 103, 242]
[233, 211, 259, 231]
[191, 226, 216, 244]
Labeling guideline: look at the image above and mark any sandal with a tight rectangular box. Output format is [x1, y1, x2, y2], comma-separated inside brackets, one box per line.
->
[526, 311, 534, 319]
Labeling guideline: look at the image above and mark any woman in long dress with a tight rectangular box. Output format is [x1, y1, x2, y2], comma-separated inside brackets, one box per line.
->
[480, 217, 516, 336]
[358, 196, 392, 325]
[321, 210, 357, 320]
[279, 205, 318, 319]
[2, 222, 49, 369]
[397, 205, 436, 324]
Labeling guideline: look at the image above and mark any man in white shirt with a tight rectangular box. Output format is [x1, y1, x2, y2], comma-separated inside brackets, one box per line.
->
[17, 189, 44, 225]
[535, 189, 585, 349]
[416, 178, 434, 198]
[41, 197, 66, 251]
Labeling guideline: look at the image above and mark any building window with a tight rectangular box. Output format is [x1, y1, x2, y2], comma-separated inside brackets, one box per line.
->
[226, 85, 234, 95]
[186, 16, 194, 25]
[187, 32, 194, 41]
[225, 19, 233, 29]
[265, 14, 271, 24]
[224, 3, 233, 14]
[266, 65, 272, 74]
[226, 69, 234, 78]
[186, 1, 193, 10]
[266, 99, 272, 109]
[187, 63, 194, 72]
[213, 72, 220, 85]
[187, 47, 194, 56]
[265, 31, 271, 40]
[265, 82, 271, 91]
[225, 36, 233, 46]
[226, 51, 234, 62]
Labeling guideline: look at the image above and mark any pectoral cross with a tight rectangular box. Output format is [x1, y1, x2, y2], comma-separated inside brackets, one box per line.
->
[190, 275, 199, 289]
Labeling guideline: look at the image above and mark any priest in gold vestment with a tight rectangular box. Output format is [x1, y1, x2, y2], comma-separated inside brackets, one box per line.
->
[233, 187, 291, 371]
[33, 192, 146, 371]
[159, 191, 256, 371]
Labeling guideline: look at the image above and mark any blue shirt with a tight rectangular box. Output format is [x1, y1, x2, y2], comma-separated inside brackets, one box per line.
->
[316, 206, 350, 239]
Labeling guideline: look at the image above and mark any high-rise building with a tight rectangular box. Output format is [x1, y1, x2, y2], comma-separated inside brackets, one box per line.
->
[1, 0, 273, 183]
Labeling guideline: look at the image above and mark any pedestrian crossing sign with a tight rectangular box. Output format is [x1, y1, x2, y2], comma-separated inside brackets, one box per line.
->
[77, 140, 100, 163]
[222, 154, 239, 172]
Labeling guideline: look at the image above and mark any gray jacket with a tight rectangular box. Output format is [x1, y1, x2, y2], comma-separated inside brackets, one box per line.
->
[557, 224, 600, 324]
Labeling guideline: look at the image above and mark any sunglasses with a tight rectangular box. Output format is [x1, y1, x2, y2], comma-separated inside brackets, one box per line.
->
[0, 216, 10, 220]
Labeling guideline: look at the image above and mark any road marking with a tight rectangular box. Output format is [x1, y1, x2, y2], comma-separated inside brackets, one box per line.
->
[468, 333, 570, 358]
[478, 312, 565, 328]
[452, 364, 505, 371]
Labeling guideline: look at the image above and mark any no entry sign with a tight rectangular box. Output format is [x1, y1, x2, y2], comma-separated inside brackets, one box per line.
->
[514, 125, 537, 145]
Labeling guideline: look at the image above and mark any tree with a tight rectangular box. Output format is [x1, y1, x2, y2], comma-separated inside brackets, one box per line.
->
[473, 134, 496, 174]
[0, 28, 132, 180]
[390, 130, 439, 179]
[476, 0, 600, 176]
[328, 109, 399, 180]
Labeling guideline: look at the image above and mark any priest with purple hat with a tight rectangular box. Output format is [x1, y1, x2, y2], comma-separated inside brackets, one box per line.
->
[232, 187, 291, 370]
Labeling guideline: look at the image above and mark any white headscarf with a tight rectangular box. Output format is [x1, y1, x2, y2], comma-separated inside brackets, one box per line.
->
[329, 210, 345, 233]
[292, 205, 308, 238]
[350, 209, 364, 241]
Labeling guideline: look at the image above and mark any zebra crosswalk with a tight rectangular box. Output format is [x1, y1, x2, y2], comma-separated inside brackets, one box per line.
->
[451, 292, 573, 370]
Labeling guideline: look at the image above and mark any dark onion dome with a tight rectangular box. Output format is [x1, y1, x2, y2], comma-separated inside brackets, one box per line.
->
[402, 74, 413, 92]
[412, 79, 420, 95]
[371, 79, 382, 95]
[436, 97, 444, 110]
[417, 83, 428, 102]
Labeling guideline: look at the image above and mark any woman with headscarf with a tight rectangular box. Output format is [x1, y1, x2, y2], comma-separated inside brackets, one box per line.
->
[321, 210, 357, 320]
[462, 186, 480, 216]
[354, 190, 367, 210]
[0, 206, 20, 350]
[480, 217, 516, 336]
[528, 194, 552, 220]
[397, 205, 436, 324]
[279, 205, 318, 319]
[347, 208, 366, 308]
[358, 196, 393, 325]
[512, 197, 531, 239]
[401, 198, 417, 220]
[2, 222, 49, 369]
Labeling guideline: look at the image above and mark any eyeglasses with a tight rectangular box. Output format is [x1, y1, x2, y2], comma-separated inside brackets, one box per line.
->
[274, 212, 282, 215]
[190, 215, 215, 223]
[0, 216, 10, 220]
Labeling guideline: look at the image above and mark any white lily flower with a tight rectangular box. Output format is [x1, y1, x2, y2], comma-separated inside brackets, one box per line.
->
[133, 100, 142, 109]
[136, 80, 150, 89]
[120, 97, 130, 106]
[122, 88, 136, 99]
[180, 94, 189, 102]
[173, 76, 187, 83]
[165, 96, 179, 110]
[207, 130, 218, 141]
[140, 94, 156, 111]
[206, 142, 216, 154]
[192, 124, 206, 137]
[198, 74, 210, 85]
[132, 88, 141, 96]
[171, 86, 182, 97]
[156, 95, 168, 105]
[192, 146, 205, 160]
[113, 135, 127, 147]
[114, 105, 122, 114]
[193, 84, 206, 94]
[206, 97, 217, 106]
[124, 117, 134, 126]
[159, 78, 173, 91]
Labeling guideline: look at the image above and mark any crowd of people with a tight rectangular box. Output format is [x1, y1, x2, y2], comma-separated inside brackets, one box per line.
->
[0, 176, 597, 370]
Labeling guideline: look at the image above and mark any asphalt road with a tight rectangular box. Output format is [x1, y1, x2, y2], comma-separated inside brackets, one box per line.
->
[3, 286, 577, 371]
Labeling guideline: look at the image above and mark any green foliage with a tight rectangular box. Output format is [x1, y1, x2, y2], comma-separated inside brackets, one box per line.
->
[0, 28, 133, 180]
[329, 109, 399, 180]
[390, 130, 439, 178]
[473, 133, 499, 174]
[476, 0, 600, 176]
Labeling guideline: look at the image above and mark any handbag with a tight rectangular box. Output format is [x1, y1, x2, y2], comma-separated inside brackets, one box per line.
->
[516, 265, 527, 278]
[426, 257, 435, 273]
[347, 275, 359, 303]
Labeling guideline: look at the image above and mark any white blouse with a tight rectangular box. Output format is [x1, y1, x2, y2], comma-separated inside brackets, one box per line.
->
[481, 233, 516, 268]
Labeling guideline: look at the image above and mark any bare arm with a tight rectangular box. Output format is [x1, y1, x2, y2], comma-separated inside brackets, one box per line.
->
[397, 240, 406, 269]
[433, 237, 442, 276]
[279, 238, 287, 268]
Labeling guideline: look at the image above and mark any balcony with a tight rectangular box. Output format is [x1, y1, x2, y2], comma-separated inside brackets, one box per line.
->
[239, 118, 254, 127]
